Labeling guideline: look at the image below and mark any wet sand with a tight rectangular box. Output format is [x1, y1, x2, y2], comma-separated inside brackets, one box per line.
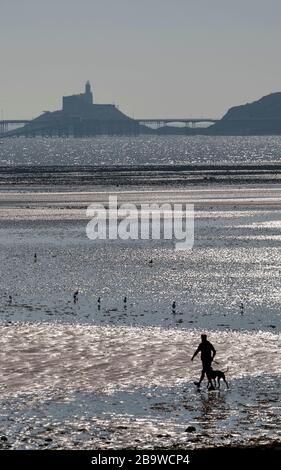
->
[2, 162, 281, 187]
[1, 184, 281, 210]
[0, 183, 280, 450]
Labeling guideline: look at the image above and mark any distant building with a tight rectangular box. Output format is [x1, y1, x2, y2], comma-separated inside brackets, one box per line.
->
[3, 81, 145, 137]
[85, 81, 93, 104]
[63, 81, 94, 114]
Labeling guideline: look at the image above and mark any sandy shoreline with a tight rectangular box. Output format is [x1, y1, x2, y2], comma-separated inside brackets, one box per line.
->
[1, 185, 281, 211]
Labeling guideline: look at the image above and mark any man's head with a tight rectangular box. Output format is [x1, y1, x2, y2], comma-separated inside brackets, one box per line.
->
[201, 334, 207, 342]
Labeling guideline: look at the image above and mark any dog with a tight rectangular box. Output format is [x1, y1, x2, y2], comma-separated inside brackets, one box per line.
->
[207, 367, 229, 389]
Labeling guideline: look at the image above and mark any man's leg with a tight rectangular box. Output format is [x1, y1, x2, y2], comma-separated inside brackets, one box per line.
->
[206, 369, 215, 390]
[202, 360, 215, 390]
[194, 369, 205, 387]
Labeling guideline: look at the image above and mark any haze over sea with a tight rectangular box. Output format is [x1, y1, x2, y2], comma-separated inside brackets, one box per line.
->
[0, 135, 280, 450]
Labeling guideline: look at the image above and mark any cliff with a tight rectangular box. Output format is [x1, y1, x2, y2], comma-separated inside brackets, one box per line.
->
[207, 92, 281, 135]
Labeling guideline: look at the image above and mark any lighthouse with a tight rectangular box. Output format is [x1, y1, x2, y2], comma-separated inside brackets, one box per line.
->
[84, 81, 93, 104]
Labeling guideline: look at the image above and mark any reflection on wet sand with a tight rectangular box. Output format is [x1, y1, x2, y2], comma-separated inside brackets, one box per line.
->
[198, 391, 229, 422]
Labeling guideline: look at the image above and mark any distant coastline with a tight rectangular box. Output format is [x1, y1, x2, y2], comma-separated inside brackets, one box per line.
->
[156, 92, 281, 136]
[2, 89, 281, 137]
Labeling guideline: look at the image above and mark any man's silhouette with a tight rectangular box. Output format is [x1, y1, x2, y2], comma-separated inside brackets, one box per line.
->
[191, 334, 216, 390]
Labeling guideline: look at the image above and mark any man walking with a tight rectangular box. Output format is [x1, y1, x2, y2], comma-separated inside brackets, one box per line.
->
[191, 334, 216, 390]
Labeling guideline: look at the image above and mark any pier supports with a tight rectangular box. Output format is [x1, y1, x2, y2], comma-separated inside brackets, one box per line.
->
[0, 121, 8, 134]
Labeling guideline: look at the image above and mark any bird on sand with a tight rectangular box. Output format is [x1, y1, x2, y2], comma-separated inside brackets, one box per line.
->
[73, 289, 79, 302]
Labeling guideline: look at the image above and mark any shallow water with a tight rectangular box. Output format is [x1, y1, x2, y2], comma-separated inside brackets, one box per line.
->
[0, 195, 281, 449]
[0, 324, 280, 449]
[1, 204, 281, 331]
[1, 324, 280, 395]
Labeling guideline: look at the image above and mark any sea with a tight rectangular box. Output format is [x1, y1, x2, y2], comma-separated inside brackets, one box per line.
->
[1, 135, 281, 166]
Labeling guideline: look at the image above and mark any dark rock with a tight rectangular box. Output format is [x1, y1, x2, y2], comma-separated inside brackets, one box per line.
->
[185, 426, 196, 433]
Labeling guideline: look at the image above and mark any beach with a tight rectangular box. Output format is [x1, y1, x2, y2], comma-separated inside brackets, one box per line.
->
[0, 180, 280, 450]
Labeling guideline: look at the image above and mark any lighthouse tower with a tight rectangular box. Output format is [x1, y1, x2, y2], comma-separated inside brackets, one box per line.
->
[84, 81, 93, 104]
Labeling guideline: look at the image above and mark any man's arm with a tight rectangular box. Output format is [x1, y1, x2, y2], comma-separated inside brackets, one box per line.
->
[211, 344, 216, 361]
[191, 345, 200, 361]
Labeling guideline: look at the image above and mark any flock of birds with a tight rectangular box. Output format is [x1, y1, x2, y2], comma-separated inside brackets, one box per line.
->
[6, 254, 245, 315]
[73, 290, 131, 310]
[71, 258, 179, 312]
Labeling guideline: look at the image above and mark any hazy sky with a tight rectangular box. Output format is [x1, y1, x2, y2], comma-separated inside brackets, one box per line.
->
[1, 0, 281, 119]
